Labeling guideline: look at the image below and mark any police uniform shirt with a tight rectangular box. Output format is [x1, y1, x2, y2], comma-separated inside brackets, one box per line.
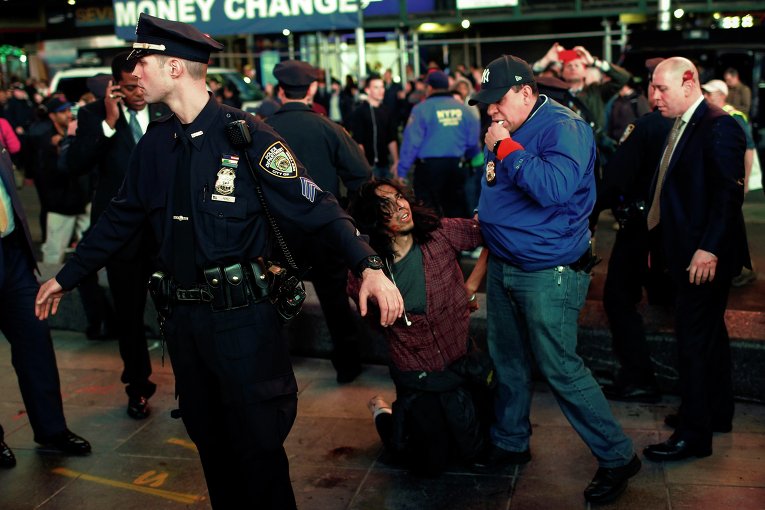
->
[265, 102, 370, 197]
[599, 110, 674, 210]
[55, 95, 375, 290]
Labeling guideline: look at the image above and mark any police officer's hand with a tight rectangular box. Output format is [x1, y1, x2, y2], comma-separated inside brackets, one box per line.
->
[104, 80, 124, 129]
[35, 278, 66, 320]
[358, 269, 404, 327]
[687, 249, 718, 285]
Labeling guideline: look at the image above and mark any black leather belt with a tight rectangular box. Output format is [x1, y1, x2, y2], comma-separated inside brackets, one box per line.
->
[567, 243, 599, 273]
[149, 261, 271, 313]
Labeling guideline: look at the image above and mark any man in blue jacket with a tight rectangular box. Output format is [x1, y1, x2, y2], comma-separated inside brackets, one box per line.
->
[469, 55, 639, 505]
[398, 70, 480, 218]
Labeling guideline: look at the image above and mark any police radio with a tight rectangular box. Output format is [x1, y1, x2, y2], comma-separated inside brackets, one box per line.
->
[224, 118, 252, 147]
[224, 119, 307, 321]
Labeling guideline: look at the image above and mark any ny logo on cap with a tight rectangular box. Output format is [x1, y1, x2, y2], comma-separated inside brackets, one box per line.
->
[481, 68, 490, 84]
[515, 75, 523, 82]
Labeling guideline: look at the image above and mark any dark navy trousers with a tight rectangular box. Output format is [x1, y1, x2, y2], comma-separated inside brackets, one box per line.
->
[0, 231, 68, 443]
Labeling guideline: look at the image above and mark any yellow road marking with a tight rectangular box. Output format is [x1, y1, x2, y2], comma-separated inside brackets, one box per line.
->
[134, 470, 169, 488]
[166, 437, 198, 452]
[52, 467, 205, 504]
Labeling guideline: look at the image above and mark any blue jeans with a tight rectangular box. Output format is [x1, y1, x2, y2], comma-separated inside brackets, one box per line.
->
[486, 254, 634, 467]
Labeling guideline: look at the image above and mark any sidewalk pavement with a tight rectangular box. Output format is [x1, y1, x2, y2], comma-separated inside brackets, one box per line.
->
[1, 330, 764, 510]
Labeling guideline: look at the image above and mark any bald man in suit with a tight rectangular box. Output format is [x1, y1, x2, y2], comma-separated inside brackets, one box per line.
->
[643, 57, 750, 462]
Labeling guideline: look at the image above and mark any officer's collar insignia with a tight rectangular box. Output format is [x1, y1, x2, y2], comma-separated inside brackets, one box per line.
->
[486, 160, 496, 186]
[618, 123, 635, 145]
[300, 176, 321, 203]
[191, 130, 204, 138]
[259, 141, 298, 179]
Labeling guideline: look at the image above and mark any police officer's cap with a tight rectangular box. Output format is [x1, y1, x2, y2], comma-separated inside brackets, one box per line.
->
[273, 60, 320, 88]
[468, 55, 535, 106]
[127, 13, 224, 64]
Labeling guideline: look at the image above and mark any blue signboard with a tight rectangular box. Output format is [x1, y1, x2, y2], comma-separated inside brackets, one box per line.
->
[113, 0, 361, 39]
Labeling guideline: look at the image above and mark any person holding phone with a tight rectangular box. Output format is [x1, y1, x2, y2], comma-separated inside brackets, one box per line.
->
[60, 51, 168, 420]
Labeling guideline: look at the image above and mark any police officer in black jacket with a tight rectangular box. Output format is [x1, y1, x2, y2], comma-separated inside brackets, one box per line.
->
[596, 108, 674, 403]
[35, 13, 403, 509]
[265, 59, 372, 383]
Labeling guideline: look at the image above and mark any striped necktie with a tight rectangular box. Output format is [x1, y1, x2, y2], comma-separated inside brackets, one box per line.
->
[646, 116, 685, 230]
[127, 109, 143, 143]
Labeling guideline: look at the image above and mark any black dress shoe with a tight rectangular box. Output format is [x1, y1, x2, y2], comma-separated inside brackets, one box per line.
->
[603, 383, 660, 404]
[643, 436, 712, 462]
[471, 444, 531, 473]
[37, 430, 92, 456]
[663, 413, 732, 433]
[584, 454, 641, 504]
[0, 440, 16, 468]
[127, 396, 151, 420]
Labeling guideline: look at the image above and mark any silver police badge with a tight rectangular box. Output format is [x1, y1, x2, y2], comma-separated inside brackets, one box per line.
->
[486, 161, 496, 186]
[215, 168, 236, 195]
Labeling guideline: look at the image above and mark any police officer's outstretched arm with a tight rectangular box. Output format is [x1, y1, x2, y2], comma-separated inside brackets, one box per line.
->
[35, 278, 65, 320]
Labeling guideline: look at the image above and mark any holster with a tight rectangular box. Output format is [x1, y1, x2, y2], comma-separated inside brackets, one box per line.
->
[148, 271, 174, 320]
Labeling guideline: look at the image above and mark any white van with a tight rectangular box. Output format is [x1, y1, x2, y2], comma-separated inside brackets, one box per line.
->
[50, 66, 263, 112]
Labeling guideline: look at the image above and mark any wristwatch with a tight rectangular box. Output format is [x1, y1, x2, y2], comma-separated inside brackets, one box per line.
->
[357, 255, 384, 276]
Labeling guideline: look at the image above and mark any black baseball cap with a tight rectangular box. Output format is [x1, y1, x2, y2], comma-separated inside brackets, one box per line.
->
[44, 96, 73, 113]
[468, 55, 535, 105]
[273, 60, 320, 87]
[127, 13, 224, 64]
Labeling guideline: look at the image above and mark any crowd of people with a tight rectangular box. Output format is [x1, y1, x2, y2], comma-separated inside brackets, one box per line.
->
[0, 13, 760, 509]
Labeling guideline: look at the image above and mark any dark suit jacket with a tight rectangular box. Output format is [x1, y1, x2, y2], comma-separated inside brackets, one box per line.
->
[1, 140, 37, 271]
[650, 100, 750, 281]
[64, 101, 167, 259]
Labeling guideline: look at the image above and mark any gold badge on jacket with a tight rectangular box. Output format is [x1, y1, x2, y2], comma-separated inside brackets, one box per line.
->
[486, 161, 496, 186]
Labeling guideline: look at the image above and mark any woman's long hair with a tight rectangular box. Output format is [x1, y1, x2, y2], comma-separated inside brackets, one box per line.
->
[348, 179, 441, 261]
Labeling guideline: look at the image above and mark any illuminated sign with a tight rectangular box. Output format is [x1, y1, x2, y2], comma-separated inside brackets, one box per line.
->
[456, 0, 517, 9]
[112, 0, 361, 38]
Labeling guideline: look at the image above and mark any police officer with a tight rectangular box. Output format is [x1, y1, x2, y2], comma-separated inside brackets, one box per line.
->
[595, 59, 674, 403]
[266, 59, 372, 383]
[34, 13, 403, 509]
[398, 70, 481, 218]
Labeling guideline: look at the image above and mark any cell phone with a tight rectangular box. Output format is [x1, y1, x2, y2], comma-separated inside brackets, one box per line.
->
[70, 104, 80, 119]
[558, 49, 580, 63]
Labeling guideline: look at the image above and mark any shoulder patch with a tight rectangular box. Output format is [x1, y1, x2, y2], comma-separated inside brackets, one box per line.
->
[259, 141, 298, 179]
[618, 123, 636, 145]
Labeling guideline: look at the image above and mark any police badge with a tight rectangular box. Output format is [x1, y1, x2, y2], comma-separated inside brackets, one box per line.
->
[486, 161, 496, 186]
[215, 168, 236, 195]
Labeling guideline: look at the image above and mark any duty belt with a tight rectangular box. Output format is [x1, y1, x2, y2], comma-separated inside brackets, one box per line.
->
[149, 261, 270, 314]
